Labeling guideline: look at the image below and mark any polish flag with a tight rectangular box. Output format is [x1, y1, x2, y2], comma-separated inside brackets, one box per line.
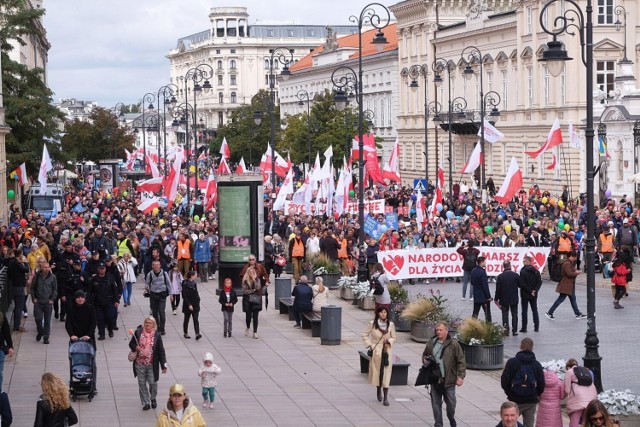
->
[197, 147, 209, 162]
[235, 157, 246, 174]
[351, 138, 376, 162]
[219, 137, 230, 159]
[334, 160, 352, 215]
[382, 137, 401, 182]
[494, 157, 523, 204]
[429, 166, 445, 218]
[217, 157, 231, 175]
[460, 142, 483, 174]
[415, 195, 426, 231]
[479, 120, 505, 144]
[163, 150, 183, 209]
[526, 118, 563, 159]
[138, 197, 160, 214]
[136, 177, 164, 193]
[205, 173, 218, 211]
[546, 152, 558, 170]
[124, 149, 136, 171]
[10, 163, 28, 186]
[147, 154, 161, 178]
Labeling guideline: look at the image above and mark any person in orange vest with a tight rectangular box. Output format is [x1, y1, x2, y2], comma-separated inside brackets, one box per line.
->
[554, 230, 573, 264]
[598, 229, 615, 262]
[288, 231, 306, 282]
[176, 233, 193, 278]
[337, 231, 349, 275]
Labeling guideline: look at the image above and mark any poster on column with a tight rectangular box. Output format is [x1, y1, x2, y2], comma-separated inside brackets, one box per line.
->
[377, 247, 551, 280]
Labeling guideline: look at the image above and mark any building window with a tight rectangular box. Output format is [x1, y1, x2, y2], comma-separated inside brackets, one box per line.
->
[306, 29, 315, 37]
[561, 65, 567, 105]
[267, 29, 274, 37]
[487, 71, 493, 91]
[217, 75, 223, 86]
[264, 59, 270, 69]
[218, 112, 223, 126]
[230, 48, 236, 54]
[231, 92, 237, 103]
[596, 61, 615, 97]
[230, 75, 237, 86]
[543, 65, 550, 106]
[217, 60, 223, 70]
[527, 66, 534, 107]
[475, 74, 481, 109]
[597, 0, 614, 24]
[218, 92, 224, 104]
[265, 75, 269, 85]
[526, 6, 533, 34]
[287, 29, 294, 37]
[216, 49, 221, 54]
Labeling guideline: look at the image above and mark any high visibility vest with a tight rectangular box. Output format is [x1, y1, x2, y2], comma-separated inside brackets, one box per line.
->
[558, 237, 572, 252]
[338, 239, 348, 259]
[177, 240, 191, 260]
[292, 239, 305, 257]
[117, 239, 131, 256]
[600, 234, 614, 253]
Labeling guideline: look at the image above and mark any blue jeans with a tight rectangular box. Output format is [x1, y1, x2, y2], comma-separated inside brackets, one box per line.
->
[461, 271, 472, 298]
[202, 386, 216, 402]
[430, 384, 457, 427]
[0, 351, 5, 391]
[548, 291, 582, 316]
[123, 282, 133, 305]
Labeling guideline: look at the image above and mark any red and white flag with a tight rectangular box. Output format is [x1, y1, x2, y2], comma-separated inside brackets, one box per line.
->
[147, 153, 161, 178]
[137, 197, 160, 214]
[526, 118, 563, 159]
[273, 167, 294, 211]
[163, 150, 183, 209]
[494, 157, 523, 204]
[382, 137, 401, 182]
[219, 137, 230, 159]
[415, 195, 426, 231]
[460, 142, 483, 174]
[334, 160, 352, 215]
[479, 120, 505, 144]
[205, 173, 218, 211]
[124, 149, 136, 171]
[136, 177, 163, 193]
[10, 163, 28, 186]
[38, 144, 53, 193]
[235, 157, 246, 174]
[429, 166, 445, 218]
[197, 147, 209, 162]
[546, 150, 559, 171]
[217, 157, 231, 175]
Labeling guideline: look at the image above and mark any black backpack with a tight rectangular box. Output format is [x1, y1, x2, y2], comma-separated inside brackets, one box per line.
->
[573, 366, 593, 386]
[510, 362, 538, 397]
[370, 275, 384, 295]
[463, 249, 478, 271]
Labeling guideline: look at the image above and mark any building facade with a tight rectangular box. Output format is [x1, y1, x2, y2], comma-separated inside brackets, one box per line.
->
[391, 0, 640, 202]
[167, 7, 357, 131]
[280, 24, 400, 163]
[54, 98, 98, 122]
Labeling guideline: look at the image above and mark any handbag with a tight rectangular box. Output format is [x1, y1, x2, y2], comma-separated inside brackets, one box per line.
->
[128, 350, 138, 362]
[381, 349, 390, 367]
[367, 335, 385, 357]
[248, 293, 262, 304]
[276, 256, 287, 267]
[415, 341, 445, 386]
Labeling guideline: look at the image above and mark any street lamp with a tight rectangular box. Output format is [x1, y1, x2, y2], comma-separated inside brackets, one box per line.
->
[297, 89, 313, 177]
[156, 84, 178, 177]
[140, 93, 156, 174]
[332, 2, 390, 283]
[170, 102, 195, 202]
[614, 5, 630, 64]
[539, 0, 601, 392]
[406, 64, 441, 193]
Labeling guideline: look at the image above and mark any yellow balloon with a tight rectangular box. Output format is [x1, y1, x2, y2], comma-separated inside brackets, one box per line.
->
[189, 165, 196, 173]
[152, 207, 159, 216]
[159, 219, 165, 226]
[505, 224, 512, 233]
[558, 200, 564, 208]
[542, 197, 548, 204]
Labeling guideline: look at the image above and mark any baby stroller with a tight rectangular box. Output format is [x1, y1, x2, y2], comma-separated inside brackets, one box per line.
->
[68, 340, 96, 401]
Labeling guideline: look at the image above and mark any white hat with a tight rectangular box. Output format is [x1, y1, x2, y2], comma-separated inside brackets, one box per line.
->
[623, 218, 629, 224]
[203, 352, 214, 363]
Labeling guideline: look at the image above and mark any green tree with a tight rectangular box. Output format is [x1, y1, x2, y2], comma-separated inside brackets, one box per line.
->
[1, 0, 67, 173]
[61, 108, 135, 163]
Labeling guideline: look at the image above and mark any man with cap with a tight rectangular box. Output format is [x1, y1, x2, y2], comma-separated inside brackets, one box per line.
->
[62, 259, 90, 317]
[88, 261, 121, 340]
[88, 226, 109, 259]
[86, 250, 102, 276]
[598, 227, 615, 263]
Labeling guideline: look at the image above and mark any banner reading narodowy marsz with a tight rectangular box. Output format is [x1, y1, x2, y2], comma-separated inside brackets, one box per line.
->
[377, 247, 551, 280]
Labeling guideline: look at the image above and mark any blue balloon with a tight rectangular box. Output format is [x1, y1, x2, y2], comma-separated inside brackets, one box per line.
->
[411, 194, 417, 201]
[436, 203, 443, 212]
[627, 207, 632, 214]
[466, 206, 473, 214]
[379, 225, 387, 233]
[446, 211, 454, 219]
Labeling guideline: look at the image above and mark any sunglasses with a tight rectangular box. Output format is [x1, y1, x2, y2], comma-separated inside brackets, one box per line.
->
[590, 416, 604, 423]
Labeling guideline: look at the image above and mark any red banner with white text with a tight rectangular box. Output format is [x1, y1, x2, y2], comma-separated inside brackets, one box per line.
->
[377, 247, 551, 280]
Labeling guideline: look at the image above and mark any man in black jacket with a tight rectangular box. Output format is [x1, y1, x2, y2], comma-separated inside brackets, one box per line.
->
[7, 249, 29, 332]
[519, 256, 542, 333]
[470, 257, 492, 322]
[500, 338, 545, 427]
[495, 260, 523, 336]
[88, 262, 121, 340]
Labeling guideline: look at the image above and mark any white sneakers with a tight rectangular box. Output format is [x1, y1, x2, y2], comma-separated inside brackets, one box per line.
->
[202, 400, 209, 408]
[253, 333, 259, 339]
[245, 328, 250, 337]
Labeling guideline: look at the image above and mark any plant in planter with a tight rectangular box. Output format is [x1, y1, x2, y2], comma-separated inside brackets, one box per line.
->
[598, 389, 640, 417]
[337, 275, 358, 300]
[540, 359, 567, 381]
[388, 284, 410, 332]
[302, 254, 318, 278]
[352, 281, 375, 309]
[456, 317, 505, 370]
[312, 254, 341, 288]
[400, 290, 452, 343]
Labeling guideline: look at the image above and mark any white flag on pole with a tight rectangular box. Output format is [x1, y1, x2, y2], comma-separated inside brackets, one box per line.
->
[39, 144, 53, 193]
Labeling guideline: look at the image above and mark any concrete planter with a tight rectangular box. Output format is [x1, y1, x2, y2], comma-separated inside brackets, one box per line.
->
[615, 414, 640, 427]
[460, 342, 504, 370]
[302, 269, 314, 279]
[389, 303, 411, 332]
[340, 287, 355, 300]
[318, 273, 341, 289]
[285, 263, 293, 274]
[410, 321, 436, 343]
[358, 296, 376, 310]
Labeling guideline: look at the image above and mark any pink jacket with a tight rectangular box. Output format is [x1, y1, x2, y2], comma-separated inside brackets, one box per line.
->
[536, 370, 565, 427]
[564, 367, 598, 414]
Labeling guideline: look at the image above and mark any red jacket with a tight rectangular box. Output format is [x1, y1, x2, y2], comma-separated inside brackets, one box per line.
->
[611, 263, 631, 286]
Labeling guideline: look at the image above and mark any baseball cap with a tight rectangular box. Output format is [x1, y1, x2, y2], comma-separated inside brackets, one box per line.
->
[169, 384, 186, 396]
[74, 290, 86, 299]
[623, 218, 629, 224]
[97, 261, 106, 268]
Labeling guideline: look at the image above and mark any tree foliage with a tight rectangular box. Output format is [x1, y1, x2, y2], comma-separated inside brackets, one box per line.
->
[61, 108, 135, 163]
[1, 0, 66, 173]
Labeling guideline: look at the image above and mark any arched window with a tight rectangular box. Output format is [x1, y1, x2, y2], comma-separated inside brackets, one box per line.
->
[218, 92, 224, 104]
[231, 92, 237, 103]
[230, 60, 236, 69]
[217, 60, 223, 70]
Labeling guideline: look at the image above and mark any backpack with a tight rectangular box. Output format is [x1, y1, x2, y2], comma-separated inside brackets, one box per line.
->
[370, 275, 384, 295]
[463, 249, 478, 271]
[573, 366, 593, 386]
[510, 362, 538, 397]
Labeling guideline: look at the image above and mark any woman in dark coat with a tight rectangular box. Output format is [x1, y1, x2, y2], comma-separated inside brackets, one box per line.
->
[34, 372, 78, 426]
[128, 316, 168, 411]
[65, 290, 97, 348]
[181, 271, 201, 340]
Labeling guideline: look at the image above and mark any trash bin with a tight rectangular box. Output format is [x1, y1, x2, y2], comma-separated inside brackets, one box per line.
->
[321, 305, 341, 345]
[274, 277, 291, 304]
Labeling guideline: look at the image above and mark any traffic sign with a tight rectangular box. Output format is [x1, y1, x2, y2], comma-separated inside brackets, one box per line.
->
[413, 179, 427, 193]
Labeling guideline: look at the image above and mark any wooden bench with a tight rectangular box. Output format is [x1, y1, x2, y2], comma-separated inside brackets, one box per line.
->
[302, 311, 322, 337]
[358, 350, 411, 386]
[278, 298, 295, 321]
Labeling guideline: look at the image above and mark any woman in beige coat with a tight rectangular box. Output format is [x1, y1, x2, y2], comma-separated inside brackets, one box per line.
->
[362, 306, 396, 406]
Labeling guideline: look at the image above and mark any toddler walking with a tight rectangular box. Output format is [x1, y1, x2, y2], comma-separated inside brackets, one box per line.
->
[198, 352, 222, 408]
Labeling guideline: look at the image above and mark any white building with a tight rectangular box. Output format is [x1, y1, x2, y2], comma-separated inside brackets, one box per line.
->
[54, 98, 98, 122]
[167, 6, 357, 129]
[280, 24, 400, 163]
[390, 0, 640, 202]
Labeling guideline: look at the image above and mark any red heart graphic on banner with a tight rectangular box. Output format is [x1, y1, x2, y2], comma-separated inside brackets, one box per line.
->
[383, 255, 404, 275]
[529, 252, 547, 270]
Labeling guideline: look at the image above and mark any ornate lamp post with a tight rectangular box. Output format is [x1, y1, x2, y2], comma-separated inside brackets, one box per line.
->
[539, 0, 601, 392]
[170, 102, 195, 206]
[140, 93, 156, 173]
[614, 5, 630, 64]
[297, 89, 313, 177]
[156, 84, 178, 177]
[332, 2, 390, 282]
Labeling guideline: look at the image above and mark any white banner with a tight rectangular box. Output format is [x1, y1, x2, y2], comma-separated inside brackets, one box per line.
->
[377, 247, 551, 280]
[283, 199, 385, 215]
